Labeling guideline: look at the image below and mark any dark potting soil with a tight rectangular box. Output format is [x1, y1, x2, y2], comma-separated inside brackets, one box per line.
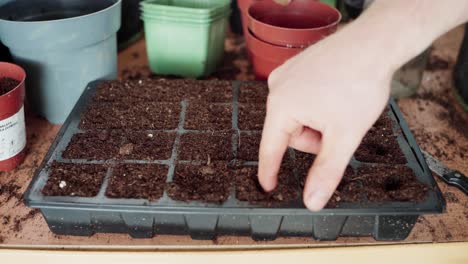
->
[0, 181, 22, 203]
[0, 77, 19, 96]
[62, 130, 123, 160]
[121, 132, 176, 160]
[42, 163, 106, 197]
[184, 102, 232, 131]
[178, 132, 233, 161]
[106, 164, 168, 201]
[167, 162, 233, 203]
[238, 82, 269, 103]
[237, 132, 262, 161]
[235, 166, 300, 206]
[238, 103, 266, 130]
[355, 130, 406, 164]
[80, 102, 181, 130]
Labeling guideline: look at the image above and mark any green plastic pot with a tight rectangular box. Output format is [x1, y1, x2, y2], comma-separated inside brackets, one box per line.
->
[141, 9, 231, 23]
[141, 0, 230, 16]
[320, 0, 337, 7]
[142, 13, 228, 77]
[140, 6, 230, 20]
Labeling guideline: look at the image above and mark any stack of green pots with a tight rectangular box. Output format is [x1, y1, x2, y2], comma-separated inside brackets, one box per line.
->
[141, 0, 231, 78]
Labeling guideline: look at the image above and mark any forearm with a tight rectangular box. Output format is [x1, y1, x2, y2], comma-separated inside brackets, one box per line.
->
[352, 0, 468, 71]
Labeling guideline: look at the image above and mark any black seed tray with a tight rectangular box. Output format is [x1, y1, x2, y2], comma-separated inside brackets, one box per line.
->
[24, 80, 445, 241]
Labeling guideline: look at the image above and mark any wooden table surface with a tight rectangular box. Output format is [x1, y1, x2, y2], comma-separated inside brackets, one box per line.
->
[0, 27, 466, 250]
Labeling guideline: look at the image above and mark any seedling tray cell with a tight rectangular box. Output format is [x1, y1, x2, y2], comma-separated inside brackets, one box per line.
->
[24, 80, 445, 241]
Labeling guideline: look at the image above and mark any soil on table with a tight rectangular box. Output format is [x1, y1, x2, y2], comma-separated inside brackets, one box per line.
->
[80, 102, 181, 130]
[0, 77, 19, 96]
[238, 103, 266, 130]
[235, 166, 300, 206]
[237, 132, 262, 161]
[167, 162, 233, 204]
[121, 132, 176, 160]
[62, 130, 123, 160]
[42, 163, 106, 197]
[184, 102, 232, 131]
[178, 132, 233, 161]
[238, 82, 268, 103]
[106, 164, 168, 201]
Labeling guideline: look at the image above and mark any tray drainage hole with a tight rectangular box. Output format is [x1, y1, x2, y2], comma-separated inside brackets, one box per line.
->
[383, 177, 402, 191]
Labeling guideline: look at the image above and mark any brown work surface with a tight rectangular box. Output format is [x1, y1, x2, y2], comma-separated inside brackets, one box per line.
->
[0, 28, 467, 249]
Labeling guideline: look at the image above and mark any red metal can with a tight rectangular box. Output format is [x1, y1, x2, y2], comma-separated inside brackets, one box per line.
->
[0, 62, 26, 172]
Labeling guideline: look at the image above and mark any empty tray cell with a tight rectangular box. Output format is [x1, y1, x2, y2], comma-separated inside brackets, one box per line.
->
[238, 104, 266, 130]
[80, 102, 181, 130]
[178, 132, 233, 161]
[355, 129, 406, 164]
[106, 164, 168, 201]
[120, 132, 176, 160]
[62, 130, 123, 160]
[42, 162, 106, 197]
[235, 167, 300, 206]
[186, 80, 233, 103]
[237, 132, 262, 161]
[184, 102, 232, 131]
[353, 166, 428, 203]
[239, 82, 268, 103]
[167, 162, 233, 204]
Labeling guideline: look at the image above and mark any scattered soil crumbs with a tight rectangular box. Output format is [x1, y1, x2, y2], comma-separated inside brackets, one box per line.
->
[62, 130, 123, 160]
[235, 166, 300, 206]
[444, 192, 459, 203]
[121, 132, 175, 160]
[184, 103, 232, 130]
[0, 77, 20, 96]
[355, 129, 406, 164]
[178, 132, 233, 161]
[337, 166, 428, 203]
[238, 103, 266, 130]
[426, 55, 450, 71]
[237, 132, 262, 161]
[239, 82, 268, 103]
[0, 182, 21, 203]
[167, 162, 233, 203]
[106, 164, 168, 201]
[80, 102, 181, 130]
[12, 209, 39, 232]
[42, 163, 106, 197]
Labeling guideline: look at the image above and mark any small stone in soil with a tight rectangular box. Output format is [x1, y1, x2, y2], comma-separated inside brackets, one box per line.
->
[42, 163, 106, 197]
[167, 162, 233, 203]
[0, 77, 20, 96]
[106, 164, 168, 201]
[178, 132, 233, 161]
[238, 104, 266, 130]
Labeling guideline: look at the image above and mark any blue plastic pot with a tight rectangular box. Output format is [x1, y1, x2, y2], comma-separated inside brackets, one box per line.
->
[0, 0, 121, 124]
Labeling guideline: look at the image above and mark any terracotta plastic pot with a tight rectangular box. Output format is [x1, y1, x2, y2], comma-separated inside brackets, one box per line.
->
[248, 0, 341, 47]
[246, 29, 304, 80]
[0, 62, 26, 172]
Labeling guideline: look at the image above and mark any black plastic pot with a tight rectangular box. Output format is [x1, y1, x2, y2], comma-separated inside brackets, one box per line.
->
[24, 80, 444, 241]
[118, 0, 143, 50]
[454, 24, 468, 106]
[229, 0, 243, 34]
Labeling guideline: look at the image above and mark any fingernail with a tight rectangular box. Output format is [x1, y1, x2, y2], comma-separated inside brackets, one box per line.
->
[305, 190, 328, 211]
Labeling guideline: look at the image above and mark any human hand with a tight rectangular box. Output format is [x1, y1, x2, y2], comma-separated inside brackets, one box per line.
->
[257, 22, 396, 211]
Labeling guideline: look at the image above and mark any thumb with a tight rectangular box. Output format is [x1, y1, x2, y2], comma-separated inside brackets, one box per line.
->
[302, 129, 361, 211]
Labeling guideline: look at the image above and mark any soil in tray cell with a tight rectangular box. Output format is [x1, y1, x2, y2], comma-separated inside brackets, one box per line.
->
[185, 80, 233, 103]
[238, 103, 266, 130]
[0, 77, 19, 95]
[354, 129, 406, 164]
[167, 162, 233, 204]
[80, 102, 181, 130]
[106, 164, 168, 201]
[62, 130, 123, 160]
[178, 131, 233, 161]
[184, 102, 232, 131]
[120, 132, 176, 160]
[235, 166, 300, 206]
[237, 132, 262, 161]
[295, 150, 317, 179]
[238, 82, 269, 103]
[42, 163, 106, 197]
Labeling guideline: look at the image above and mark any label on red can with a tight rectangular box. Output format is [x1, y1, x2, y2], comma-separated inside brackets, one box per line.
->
[0, 106, 26, 161]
